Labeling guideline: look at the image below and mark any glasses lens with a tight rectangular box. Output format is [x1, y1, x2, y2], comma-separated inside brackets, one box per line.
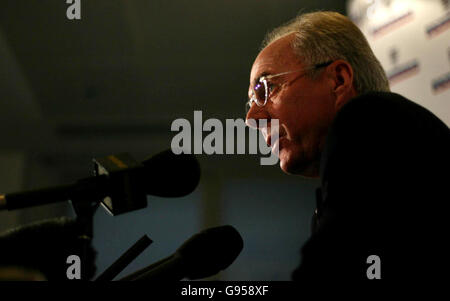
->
[253, 81, 266, 105]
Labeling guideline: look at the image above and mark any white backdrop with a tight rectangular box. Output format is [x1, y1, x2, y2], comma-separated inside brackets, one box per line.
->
[348, 0, 450, 125]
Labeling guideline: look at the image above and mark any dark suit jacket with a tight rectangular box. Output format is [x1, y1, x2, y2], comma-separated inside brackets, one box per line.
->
[292, 92, 450, 281]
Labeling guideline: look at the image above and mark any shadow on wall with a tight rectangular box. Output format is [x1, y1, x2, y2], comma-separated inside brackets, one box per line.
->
[221, 178, 317, 281]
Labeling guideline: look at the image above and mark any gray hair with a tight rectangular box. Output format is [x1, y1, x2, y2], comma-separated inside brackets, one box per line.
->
[262, 11, 390, 94]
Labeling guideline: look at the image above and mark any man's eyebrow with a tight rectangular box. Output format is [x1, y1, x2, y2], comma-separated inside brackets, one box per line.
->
[252, 71, 271, 87]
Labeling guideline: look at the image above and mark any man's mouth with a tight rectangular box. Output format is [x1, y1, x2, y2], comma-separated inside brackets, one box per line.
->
[266, 134, 278, 147]
[267, 132, 285, 156]
[261, 125, 285, 155]
[270, 135, 281, 156]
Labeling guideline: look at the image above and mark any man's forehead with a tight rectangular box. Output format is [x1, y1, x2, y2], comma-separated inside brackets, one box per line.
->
[249, 33, 301, 83]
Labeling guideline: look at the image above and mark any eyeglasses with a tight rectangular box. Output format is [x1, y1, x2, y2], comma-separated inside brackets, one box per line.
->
[246, 61, 333, 111]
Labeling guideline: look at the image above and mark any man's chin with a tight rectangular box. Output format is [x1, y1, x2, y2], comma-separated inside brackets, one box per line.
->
[279, 155, 320, 178]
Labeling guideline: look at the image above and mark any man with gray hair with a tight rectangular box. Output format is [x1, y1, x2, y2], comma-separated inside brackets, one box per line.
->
[246, 11, 449, 280]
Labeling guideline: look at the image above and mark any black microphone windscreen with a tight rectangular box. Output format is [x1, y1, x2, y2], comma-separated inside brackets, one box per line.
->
[141, 150, 200, 198]
[177, 225, 243, 279]
[0, 217, 97, 280]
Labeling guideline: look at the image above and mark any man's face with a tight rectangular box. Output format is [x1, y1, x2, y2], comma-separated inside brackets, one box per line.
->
[246, 34, 338, 177]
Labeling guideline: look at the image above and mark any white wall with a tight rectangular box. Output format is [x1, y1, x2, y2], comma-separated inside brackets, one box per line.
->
[348, 0, 450, 125]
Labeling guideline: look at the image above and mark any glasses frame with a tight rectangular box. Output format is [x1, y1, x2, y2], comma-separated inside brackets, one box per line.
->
[247, 61, 334, 109]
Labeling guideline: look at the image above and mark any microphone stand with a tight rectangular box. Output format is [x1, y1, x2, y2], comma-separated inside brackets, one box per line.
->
[69, 153, 144, 280]
[95, 235, 152, 281]
[71, 194, 99, 281]
[0, 152, 154, 280]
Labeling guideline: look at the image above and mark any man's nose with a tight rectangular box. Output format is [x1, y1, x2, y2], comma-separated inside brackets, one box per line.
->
[245, 103, 271, 129]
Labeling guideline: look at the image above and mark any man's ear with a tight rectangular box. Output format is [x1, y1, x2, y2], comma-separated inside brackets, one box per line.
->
[327, 60, 356, 110]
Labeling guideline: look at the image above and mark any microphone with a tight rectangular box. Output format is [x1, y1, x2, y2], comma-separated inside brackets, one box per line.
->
[141, 149, 201, 198]
[0, 149, 200, 215]
[119, 225, 243, 281]
[0, 217, 97, 280]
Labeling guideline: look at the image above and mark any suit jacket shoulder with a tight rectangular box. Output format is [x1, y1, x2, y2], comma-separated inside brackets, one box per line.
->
[293, 92, 450, 281]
